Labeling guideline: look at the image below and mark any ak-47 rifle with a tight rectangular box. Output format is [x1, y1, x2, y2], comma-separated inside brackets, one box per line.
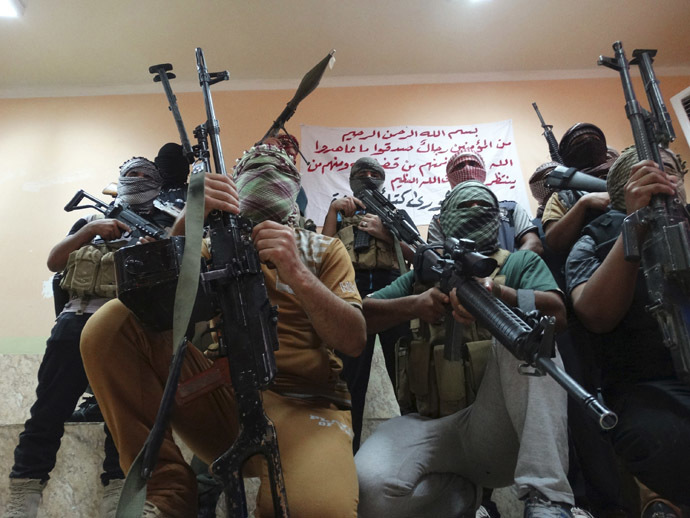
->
[599, 41, 690, 384]
[532, 102, 564, 163]
[357, 186, 618, 429]
[64, 189, 167, 241]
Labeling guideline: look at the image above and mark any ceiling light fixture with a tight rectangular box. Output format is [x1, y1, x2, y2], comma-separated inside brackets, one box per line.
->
[0, 0, 25, 18]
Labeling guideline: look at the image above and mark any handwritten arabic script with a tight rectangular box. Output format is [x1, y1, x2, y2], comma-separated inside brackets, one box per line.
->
[300, 122, 530, 226]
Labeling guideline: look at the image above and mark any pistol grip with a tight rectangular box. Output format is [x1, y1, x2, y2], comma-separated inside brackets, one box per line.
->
[622, 213, 641, 262]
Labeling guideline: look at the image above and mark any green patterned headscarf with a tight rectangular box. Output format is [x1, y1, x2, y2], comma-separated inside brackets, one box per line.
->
[233, 143, 301, 226]
[439, 180, 500, 254]
[607, 145, 687, 212]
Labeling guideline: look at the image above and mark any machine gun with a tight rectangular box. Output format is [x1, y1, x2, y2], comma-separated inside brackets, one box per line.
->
[64, 189, 167, 241]
[544, 165, 608, 193]
[132, 50, 288, 518]
[532, 102, 563, 163]
[352, 178, 425, 250]
[599, 41, 690, 383]
[414, 238, 618, 430]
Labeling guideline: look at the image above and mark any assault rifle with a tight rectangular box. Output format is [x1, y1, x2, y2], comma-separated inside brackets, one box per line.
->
[352, 178, 425, 250]
[414, 238, 618, 430]
[599, 41, 690, 384]
[532, 103, 563, 163]
[357, 186, 618, 428]
[545, 165, 608, 193]
[64, 189, 167, 240]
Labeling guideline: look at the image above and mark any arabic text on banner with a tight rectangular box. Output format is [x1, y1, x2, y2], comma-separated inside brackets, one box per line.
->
[299, 121, 531, 227]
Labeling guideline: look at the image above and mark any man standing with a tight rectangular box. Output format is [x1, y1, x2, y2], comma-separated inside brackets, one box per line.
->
[3, 157, 172, 518]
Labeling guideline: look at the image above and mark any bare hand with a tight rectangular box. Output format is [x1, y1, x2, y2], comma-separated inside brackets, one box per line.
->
[331, 196, 366, 218]
[136, 235, 157, 245]
[251, 220, 305, 284]
[204, 173, 240, 217]
[625, 160, 678, 214]
[412, 287, 449, 324]
[449, 287, 476, 325]
[85, 219, 130, 241]
[358, 214, 392, 242]
[582, 192, 611, 211]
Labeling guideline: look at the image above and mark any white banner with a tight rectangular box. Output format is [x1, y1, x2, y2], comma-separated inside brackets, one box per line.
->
[300, 121, 531, 227]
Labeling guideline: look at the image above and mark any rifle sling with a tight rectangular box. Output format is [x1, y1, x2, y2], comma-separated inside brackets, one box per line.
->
[116, 168, 206, 518]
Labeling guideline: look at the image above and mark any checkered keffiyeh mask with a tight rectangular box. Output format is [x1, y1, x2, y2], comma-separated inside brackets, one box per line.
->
[234, 143, 301, 226]
[446, 151, 487, 187]
[439, 181, 500, 254]
[117, 157, 162, 212]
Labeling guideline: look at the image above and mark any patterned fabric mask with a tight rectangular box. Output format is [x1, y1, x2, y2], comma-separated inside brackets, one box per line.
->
[439, 181, 500, 254]
[117, 157, 162, 213]
[350, 177, 384, 195]
[234, 143, 301, 226]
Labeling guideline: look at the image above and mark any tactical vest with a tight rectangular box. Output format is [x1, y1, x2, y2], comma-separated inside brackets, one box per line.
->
[337, 214, 399, 270]
[396, 249, 511, 418]
[59, 241, 125, 299]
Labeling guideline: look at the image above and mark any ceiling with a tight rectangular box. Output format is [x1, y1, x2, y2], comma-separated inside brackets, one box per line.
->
[1, 0, 689, 99]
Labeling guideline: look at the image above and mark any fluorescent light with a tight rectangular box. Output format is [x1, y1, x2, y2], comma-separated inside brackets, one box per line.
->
[0, 0, 25, 18]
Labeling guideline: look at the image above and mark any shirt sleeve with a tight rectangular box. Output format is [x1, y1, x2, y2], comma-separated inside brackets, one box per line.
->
[501, 250, 560, 293]
[565, 235, 600, 297]
[318, 237, 362, 308]
[512, 202, 537, 240]
[541, 192, 568, 226]
[368, 271, 415, 300]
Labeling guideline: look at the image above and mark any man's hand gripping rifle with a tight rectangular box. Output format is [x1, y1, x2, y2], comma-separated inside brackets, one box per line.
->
[415, 239, 618, 430]
[64, 189, 167, 241]
[599, 41, 690, 384]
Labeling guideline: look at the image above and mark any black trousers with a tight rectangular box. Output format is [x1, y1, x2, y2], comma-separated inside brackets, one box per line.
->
[605, 378, 690, 506]
[10, 312, 123, 485]
[337, 269, 410, 453]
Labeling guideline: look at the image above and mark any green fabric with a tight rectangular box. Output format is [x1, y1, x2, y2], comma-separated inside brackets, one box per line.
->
[370, 250, 559, 300]
[439, 181, 500, 254]
[234, 144, 301, 226]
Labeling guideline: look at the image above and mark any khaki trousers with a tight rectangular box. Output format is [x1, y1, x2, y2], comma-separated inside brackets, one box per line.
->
[81, 299, 358, 518]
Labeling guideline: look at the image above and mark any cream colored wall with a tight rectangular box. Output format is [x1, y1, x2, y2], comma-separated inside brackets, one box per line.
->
[2, 75, 689, 350]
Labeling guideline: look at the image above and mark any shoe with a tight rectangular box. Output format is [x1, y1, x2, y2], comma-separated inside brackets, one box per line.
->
[100, 478, 124, 518]
[523, 490, 573, 518]
[2, 478, 46, 518]
[642, 500, 681, 518]
[67, 395, 104, 422]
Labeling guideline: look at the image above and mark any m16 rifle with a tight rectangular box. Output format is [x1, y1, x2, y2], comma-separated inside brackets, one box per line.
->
[599, 41, 690, 384]
[532, 102, 564, 163]
[414, 238, 618, 430]
[64, 189, 167, 241]
[357, 185, 618, 429]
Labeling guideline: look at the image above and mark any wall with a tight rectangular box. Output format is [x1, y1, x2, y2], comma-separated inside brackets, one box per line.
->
[1, 74, 689, 351]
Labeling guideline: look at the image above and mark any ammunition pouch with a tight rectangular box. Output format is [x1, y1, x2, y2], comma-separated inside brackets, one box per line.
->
[395, 249, 510, 418]
[60, 243, 122, 299]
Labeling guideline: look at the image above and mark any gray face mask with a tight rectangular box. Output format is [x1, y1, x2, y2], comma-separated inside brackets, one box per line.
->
[350, 177, 384, 195]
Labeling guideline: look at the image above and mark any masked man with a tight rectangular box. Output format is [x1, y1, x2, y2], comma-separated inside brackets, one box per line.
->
[321, 156, 415, 451]
[3, 157, 173, 518]
[356, 180, 576, 518]
[80, 139, 366, 518]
